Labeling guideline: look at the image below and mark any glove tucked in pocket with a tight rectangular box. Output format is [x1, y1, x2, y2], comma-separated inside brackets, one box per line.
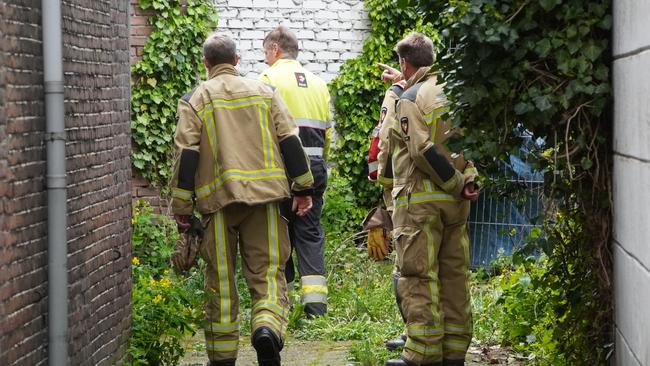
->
[362, 207, 393, 261]
[171, 215, 203, 273]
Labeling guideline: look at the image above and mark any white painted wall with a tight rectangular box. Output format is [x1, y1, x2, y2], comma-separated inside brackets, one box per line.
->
[213, 0, 371, 82]
[613, 1, 650, 365]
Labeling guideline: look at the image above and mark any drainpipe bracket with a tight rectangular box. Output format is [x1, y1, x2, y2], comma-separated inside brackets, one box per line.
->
[44, 132, 67, 142]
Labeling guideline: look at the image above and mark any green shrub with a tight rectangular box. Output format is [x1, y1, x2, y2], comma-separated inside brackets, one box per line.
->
[128, 201, 205, 365]
[131, 0, 217, 187]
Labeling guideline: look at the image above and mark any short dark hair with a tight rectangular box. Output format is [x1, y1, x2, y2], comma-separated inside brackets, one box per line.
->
[203, 33, 237, 66]
[263, 25, 299, 59]
[395, 33, 434, 68]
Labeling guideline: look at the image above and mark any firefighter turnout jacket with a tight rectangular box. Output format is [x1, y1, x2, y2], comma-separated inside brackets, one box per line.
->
[170, 63, 314, 215]
[369, 82, 405, 210]
[169, 64, 314, 363]
[385, 66, 479, 364]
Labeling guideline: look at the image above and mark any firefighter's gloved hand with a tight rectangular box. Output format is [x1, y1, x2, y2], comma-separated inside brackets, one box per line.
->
[367, 227, 391, 261]
[171, 215, 203, 273]
[362, 207, 393, 261]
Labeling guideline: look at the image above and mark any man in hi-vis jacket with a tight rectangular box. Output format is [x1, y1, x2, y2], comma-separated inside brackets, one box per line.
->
[170, 33, 314, 366]
[259, 26, 331, 317]
[379, 33, 480, 366]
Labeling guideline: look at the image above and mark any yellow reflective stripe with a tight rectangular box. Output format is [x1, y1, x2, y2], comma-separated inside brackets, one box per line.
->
[378, 175, 393, 187]
[197, 96, 271, 116]
[253, 300, 284, 315]
[252, 314, 282, 330]
[443, 339, 469, 351]
[405, 337, 441, 356]
[423, 106, 449, 125]
[302, 284, 328, 295]
[293, 170, 313, 187]
[195, 168, 286, 199]
[407, 326, 443, 337]
[394, 191, 457, 208]
[172, 187, 193, 201]
[423, 179, 434, 192]
[201, 112, 219, 163]
[258, 104, 274, 169]
[206, 339, 239, 351]
[215, 211, 231, 324]
[207, 321, 239, 333]
[424, 221, 439, 322]
[266, 204, 280, 305]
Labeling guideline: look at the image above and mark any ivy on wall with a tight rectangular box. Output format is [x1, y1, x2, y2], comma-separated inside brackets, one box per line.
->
[329, 0, 426, 206]
[131, 0, 216, 187]
[406, 0, 613, 364]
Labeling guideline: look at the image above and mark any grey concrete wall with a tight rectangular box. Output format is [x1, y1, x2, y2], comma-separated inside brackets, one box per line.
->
[213, 0, 371, 83]
[613, 1, 650, 365]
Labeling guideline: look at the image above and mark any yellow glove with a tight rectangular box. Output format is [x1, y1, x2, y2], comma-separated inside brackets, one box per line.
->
[367, 227, 390, 261]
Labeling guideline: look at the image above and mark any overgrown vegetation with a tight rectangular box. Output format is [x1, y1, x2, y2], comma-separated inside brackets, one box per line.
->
[128, 201, 205, 365]
[401, 0, 613, 364]
[131, 0, 216, 187]
[329, 0, 422, 206]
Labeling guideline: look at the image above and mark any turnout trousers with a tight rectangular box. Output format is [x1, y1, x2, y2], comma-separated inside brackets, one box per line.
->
[392, 198, 472, 365]
[281, 157, 328, 315]
[200, 202, 291, 362]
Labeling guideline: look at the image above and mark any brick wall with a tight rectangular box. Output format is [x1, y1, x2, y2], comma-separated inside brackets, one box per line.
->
[129, 0, 154, 65]
[215, 0, 371, 83]
[0, 0, 132, 365]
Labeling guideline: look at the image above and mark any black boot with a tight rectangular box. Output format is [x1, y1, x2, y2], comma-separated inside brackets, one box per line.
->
[207, 359, 236, 366]
[443, 359, 465, 366]
[252, 326, 282, 366]
[385, 334, 407, 351]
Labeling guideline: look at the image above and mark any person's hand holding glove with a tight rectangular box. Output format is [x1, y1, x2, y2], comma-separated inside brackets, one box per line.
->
[362, 207, 393, 261]
[171, 215, 203, 273]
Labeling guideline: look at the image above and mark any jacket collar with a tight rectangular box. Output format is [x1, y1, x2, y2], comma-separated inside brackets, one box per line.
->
[405, 66, 434, 89]
[269, 58, 300, 69]
[208, 63, 240, 79]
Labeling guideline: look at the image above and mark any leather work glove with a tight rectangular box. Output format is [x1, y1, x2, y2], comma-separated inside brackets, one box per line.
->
[362, 207, 393, 261]
[171, 215, 203, 273]
[367, 227, 391, 261]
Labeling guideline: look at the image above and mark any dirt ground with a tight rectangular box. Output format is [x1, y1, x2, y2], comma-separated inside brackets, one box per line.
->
[180, 336, 526, 366]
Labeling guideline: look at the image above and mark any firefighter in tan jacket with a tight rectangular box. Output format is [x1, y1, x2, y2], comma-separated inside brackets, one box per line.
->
[379, 34, 480, 366]
[170, 34, 314, 366]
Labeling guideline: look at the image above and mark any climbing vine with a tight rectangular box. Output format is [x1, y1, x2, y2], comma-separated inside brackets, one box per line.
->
[131, 0, 216, 187]
[404, 0, 613, 363]
[329, 0, 431, 206]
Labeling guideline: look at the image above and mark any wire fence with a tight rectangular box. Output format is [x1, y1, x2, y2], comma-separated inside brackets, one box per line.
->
[467, 154, 546, 268]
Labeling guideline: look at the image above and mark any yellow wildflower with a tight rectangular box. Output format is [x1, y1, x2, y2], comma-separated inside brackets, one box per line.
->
[153, 294, 163, 304]
[131, 218, 136, 225]
[132, 257, 140, 266]
[150, 278, 157, 287]
[160, 277, 171, 288]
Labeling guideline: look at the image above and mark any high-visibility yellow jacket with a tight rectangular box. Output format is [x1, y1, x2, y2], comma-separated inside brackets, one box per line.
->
[259, 59, 332, 160]
[381, 66, 479, 209]
[170, 64, 314, 215]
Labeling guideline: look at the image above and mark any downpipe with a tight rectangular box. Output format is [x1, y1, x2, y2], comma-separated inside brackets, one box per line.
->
[42, 0, 68, 365]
